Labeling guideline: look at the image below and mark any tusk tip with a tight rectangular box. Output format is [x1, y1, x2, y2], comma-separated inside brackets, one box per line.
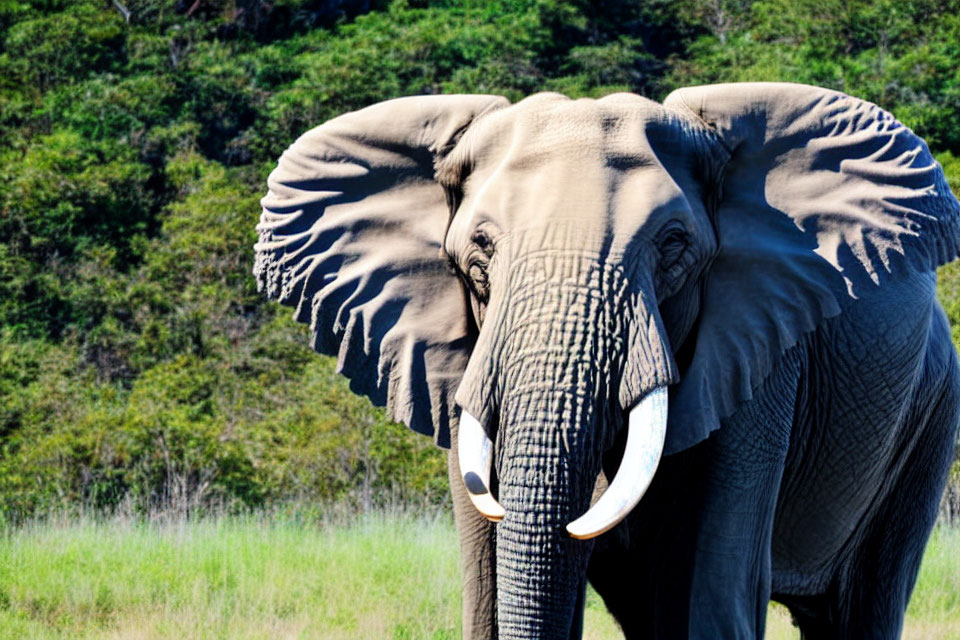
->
[565, 519, 615, 540]
[467, 492, 506, 522]
[564, 386, 669, 541]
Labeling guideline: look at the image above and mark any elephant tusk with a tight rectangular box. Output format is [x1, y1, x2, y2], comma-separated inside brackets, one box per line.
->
[566, 387, 668, 540]
[458, 409, 506, 522]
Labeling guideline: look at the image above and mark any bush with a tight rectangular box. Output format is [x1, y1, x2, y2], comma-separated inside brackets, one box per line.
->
[1, 0, 960, 523]
[0, 3, 125, 91]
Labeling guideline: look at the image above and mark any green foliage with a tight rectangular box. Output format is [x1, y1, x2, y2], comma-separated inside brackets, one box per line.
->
[938, 151, 960, 195]
[41, 74, 177, 142]
[0, 326, 447, 518]
[1, 0, 959, 520]
[664, 0, 960, 154]
[0, 2, 125, 91]
[0, 132, 153, 259]
[0, 131, 154, 336]
[936, 155, 960, 344]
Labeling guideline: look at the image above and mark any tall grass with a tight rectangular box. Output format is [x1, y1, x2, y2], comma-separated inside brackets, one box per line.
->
[0, 510, 460, 640]
[0, 511, 956, 639]
[904, 527, 960, 639]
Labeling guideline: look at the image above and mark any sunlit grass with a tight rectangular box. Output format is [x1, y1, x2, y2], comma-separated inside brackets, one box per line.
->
[903, 527, 960, 639]
[0, 512, 956, 639]
[0, 511, 460, 640]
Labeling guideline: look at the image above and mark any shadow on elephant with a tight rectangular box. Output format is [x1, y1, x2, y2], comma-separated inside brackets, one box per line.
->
[254, 83, 960, 639]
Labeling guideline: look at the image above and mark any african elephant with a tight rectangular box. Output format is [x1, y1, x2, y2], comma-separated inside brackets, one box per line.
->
[253, 83, 960, 639]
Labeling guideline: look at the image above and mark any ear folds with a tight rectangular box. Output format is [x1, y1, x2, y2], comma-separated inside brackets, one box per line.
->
[254, 94, 509, 447]
[662, 83, 960, 454]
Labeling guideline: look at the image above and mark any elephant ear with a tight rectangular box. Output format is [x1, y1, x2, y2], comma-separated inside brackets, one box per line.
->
[662, 82, 960, 454]
[254, 94, 509, 448]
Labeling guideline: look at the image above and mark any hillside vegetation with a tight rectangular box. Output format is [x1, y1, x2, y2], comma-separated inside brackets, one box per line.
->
[1, 0, 960, 520]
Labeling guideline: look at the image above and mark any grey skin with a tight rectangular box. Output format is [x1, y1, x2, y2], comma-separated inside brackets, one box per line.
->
[254, 83, 960, 639]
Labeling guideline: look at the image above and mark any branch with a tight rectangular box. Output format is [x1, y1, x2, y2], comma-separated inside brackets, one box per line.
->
[108, 0, 131, 23]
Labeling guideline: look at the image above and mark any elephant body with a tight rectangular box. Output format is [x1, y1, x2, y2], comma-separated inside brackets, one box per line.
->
[591, 272, 960, 637]
[254, 84, 960, 638]
[454, 269, 960, 638]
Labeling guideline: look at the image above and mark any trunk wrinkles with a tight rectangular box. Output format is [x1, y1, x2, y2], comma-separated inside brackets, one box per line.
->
[452, 229, 679, 638]
[492, 251, 653, 639]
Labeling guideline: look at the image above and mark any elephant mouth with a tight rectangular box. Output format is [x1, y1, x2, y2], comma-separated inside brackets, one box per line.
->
[458, 385, 669, 538]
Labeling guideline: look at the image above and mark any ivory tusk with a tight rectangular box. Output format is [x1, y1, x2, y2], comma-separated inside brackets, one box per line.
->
[458, 409, 505, 522]
[566, 387, 668, 540]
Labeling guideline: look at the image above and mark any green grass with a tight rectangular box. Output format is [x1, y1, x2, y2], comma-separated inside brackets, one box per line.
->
[0, 513, 956, 639]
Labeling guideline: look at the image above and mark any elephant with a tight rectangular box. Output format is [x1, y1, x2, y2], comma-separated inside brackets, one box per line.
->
[253, 83, 960, 639]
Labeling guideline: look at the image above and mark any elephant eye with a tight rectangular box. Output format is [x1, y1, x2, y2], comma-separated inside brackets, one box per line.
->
[655, 223, 694, 299]
[468, 261, 490, 302]
[461, 226, 496, 303]
[657, 225, 688, 269]
[471, 229, 494, 257]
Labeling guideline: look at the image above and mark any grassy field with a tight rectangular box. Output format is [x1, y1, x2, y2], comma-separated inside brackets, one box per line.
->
[0, 512, 957, 639]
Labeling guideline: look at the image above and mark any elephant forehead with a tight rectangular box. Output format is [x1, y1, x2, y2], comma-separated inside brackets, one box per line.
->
[468, 95, 678, 171]
[472, 128, 685, 218]
[442, 94, 698, 250]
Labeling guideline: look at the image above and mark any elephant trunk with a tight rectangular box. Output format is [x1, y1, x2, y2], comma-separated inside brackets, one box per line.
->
[495, 388, 598, 639]
[478, 252, 675, 639]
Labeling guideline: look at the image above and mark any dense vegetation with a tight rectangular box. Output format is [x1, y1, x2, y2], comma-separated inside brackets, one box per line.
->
[1, 0, 959, 521]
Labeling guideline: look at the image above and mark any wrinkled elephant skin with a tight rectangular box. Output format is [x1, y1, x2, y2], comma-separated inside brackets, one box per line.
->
[254, 84, 960, 639]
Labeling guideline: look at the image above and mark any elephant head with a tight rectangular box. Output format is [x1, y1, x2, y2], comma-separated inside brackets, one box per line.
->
[254, 84, 960, 637]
